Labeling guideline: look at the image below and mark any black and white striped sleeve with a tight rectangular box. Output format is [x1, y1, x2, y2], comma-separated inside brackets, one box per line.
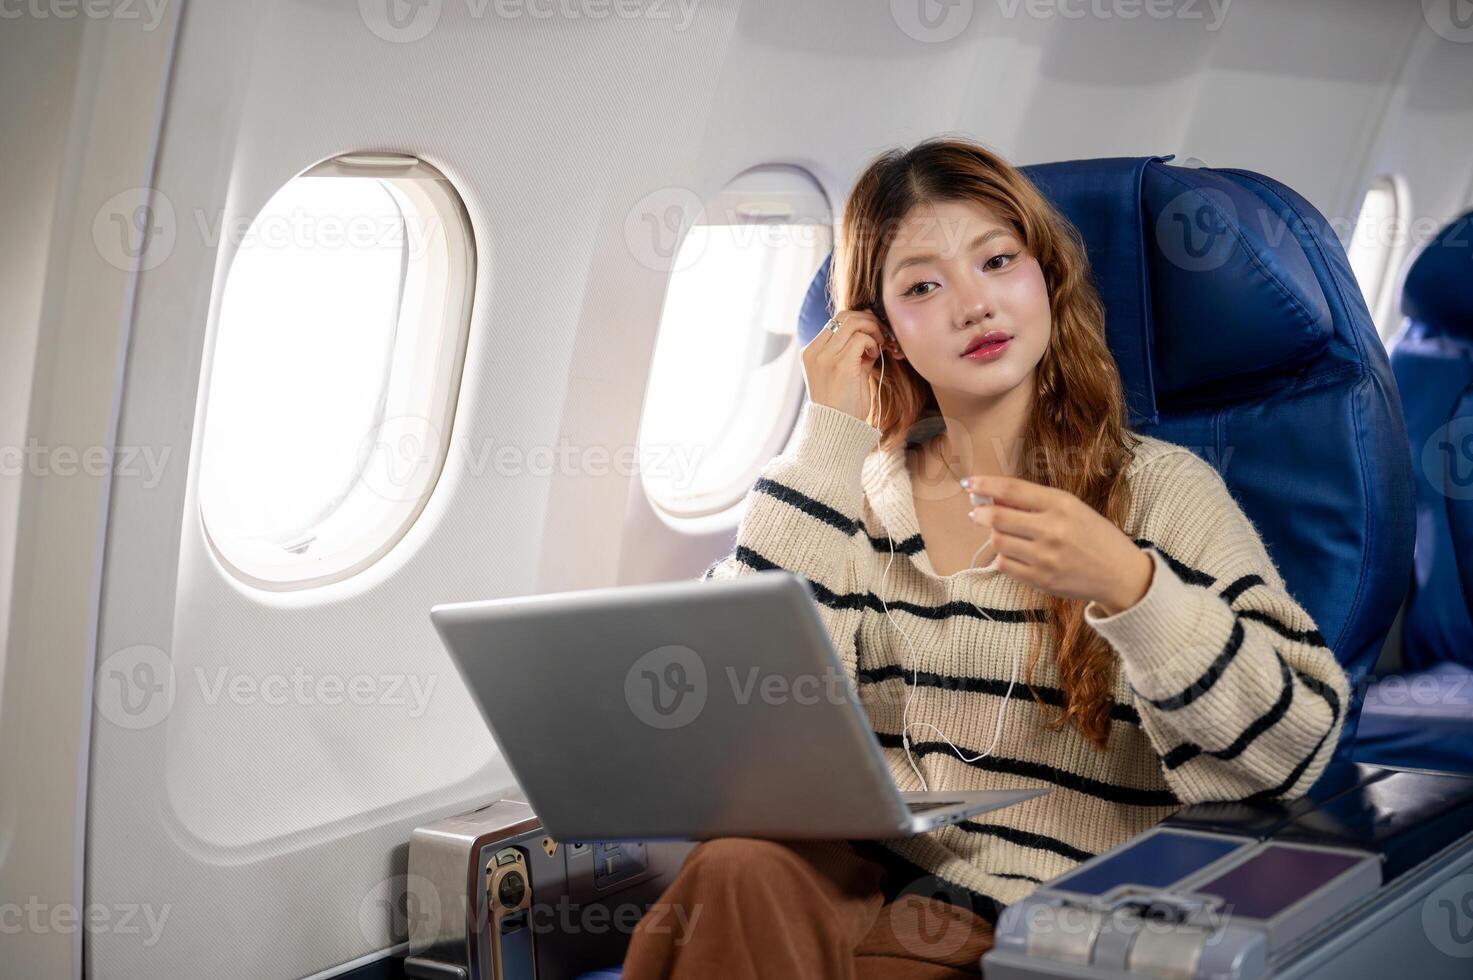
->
[1084, 450, 1352, 804]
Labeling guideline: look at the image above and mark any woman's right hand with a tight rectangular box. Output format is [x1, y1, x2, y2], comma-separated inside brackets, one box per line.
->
[800, 310, 889, 423]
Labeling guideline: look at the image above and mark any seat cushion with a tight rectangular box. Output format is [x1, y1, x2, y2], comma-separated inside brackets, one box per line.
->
[1353, 662, 1473, 772]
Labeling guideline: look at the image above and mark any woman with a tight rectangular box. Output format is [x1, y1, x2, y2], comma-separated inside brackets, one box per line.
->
[620, 136, 1351, 979]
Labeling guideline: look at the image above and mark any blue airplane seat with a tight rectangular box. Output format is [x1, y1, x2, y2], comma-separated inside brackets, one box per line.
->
[573, 157, 1416, 980]
[1354, 211, 1473, 773]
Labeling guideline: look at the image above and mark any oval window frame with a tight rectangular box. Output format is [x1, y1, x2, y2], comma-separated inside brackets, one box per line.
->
[197, 152, 475, 591]
[637, 164, 833, 520]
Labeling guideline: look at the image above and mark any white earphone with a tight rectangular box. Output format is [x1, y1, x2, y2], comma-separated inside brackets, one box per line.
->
[870, 332, 1022, 793]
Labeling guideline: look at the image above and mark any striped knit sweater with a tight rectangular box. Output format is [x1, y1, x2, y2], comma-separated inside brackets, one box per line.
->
[700, 400, 1352, 919]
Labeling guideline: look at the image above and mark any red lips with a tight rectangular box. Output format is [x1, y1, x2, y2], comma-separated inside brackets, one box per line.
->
[961, 330, 1012, 356]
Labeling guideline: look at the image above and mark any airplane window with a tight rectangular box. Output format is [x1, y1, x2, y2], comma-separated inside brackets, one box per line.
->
[638, 165, 831, 519]
[1346, 173, 1410, 344]
[197, 153, 473, 590]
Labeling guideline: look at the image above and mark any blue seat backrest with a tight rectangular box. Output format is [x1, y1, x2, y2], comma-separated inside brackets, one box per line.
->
[797, 156, 1416, 765]
[1390, 211, 1473, 671]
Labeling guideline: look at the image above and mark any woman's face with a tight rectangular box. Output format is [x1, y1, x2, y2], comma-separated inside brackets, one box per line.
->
[878, 198, 1051, 403]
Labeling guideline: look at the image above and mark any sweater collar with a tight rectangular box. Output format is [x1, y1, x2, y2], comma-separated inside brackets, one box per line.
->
[863, 439, 921, 545]
[861, 415, 1005, 579]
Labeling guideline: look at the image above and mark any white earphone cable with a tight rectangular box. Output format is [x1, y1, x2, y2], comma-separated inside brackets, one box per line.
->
[869, 339, 1022, 793]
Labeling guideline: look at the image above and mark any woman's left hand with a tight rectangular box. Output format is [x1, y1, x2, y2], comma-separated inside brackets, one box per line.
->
[963, 474, 1153, 616]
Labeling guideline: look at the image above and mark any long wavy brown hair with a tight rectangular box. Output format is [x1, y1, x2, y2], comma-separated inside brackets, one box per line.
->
[832, 136, 1140, 750]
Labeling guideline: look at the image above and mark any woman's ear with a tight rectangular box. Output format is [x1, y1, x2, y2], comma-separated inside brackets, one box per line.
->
[870, 305, 904, 361]
[882, 330, 906, 361]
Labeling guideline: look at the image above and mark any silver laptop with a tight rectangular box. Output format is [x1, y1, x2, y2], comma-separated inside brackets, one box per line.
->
[430, 569, 1048, 842]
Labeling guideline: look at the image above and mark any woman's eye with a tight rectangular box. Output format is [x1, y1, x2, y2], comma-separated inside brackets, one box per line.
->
[984, 252, 1018, 271]
[903, 281, 937, 297]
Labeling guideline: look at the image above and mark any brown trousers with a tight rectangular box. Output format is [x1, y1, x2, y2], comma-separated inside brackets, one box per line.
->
[620, 837, 996, 979]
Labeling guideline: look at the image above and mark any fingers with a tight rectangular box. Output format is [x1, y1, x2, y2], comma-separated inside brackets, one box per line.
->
[988, 529, 1042, 569]
[817, 310, 886, 353]
[970, 503, 1046, 540]
[836, 328, 880, 365]
[805, 311, 885, 375]
[961, 475, 1054, 511]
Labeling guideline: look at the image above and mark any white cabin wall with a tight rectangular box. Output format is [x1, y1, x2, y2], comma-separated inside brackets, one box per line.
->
[0, 2, 85, 717]
[0, 16, 88, 979]
[0, 9, 182, 980]
[1362, 24, 1473, 312]
[87, 2, 750, 977]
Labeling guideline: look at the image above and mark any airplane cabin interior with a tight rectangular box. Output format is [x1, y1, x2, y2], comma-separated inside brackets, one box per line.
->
[3, 1, 1473, 978]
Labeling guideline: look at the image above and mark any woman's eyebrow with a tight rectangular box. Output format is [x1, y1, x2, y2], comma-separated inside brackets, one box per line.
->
[888, 227, 1012, 281]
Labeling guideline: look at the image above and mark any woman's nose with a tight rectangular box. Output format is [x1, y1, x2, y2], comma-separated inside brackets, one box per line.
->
[952, 272, 994, 326]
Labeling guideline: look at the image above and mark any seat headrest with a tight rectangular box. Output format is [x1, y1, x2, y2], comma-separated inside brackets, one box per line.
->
[1023, 157, 1335, 407]
[1137, 161, 1334, 398]
[798, 156, 1336, 420]
[1401, 210, 1473, 339]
